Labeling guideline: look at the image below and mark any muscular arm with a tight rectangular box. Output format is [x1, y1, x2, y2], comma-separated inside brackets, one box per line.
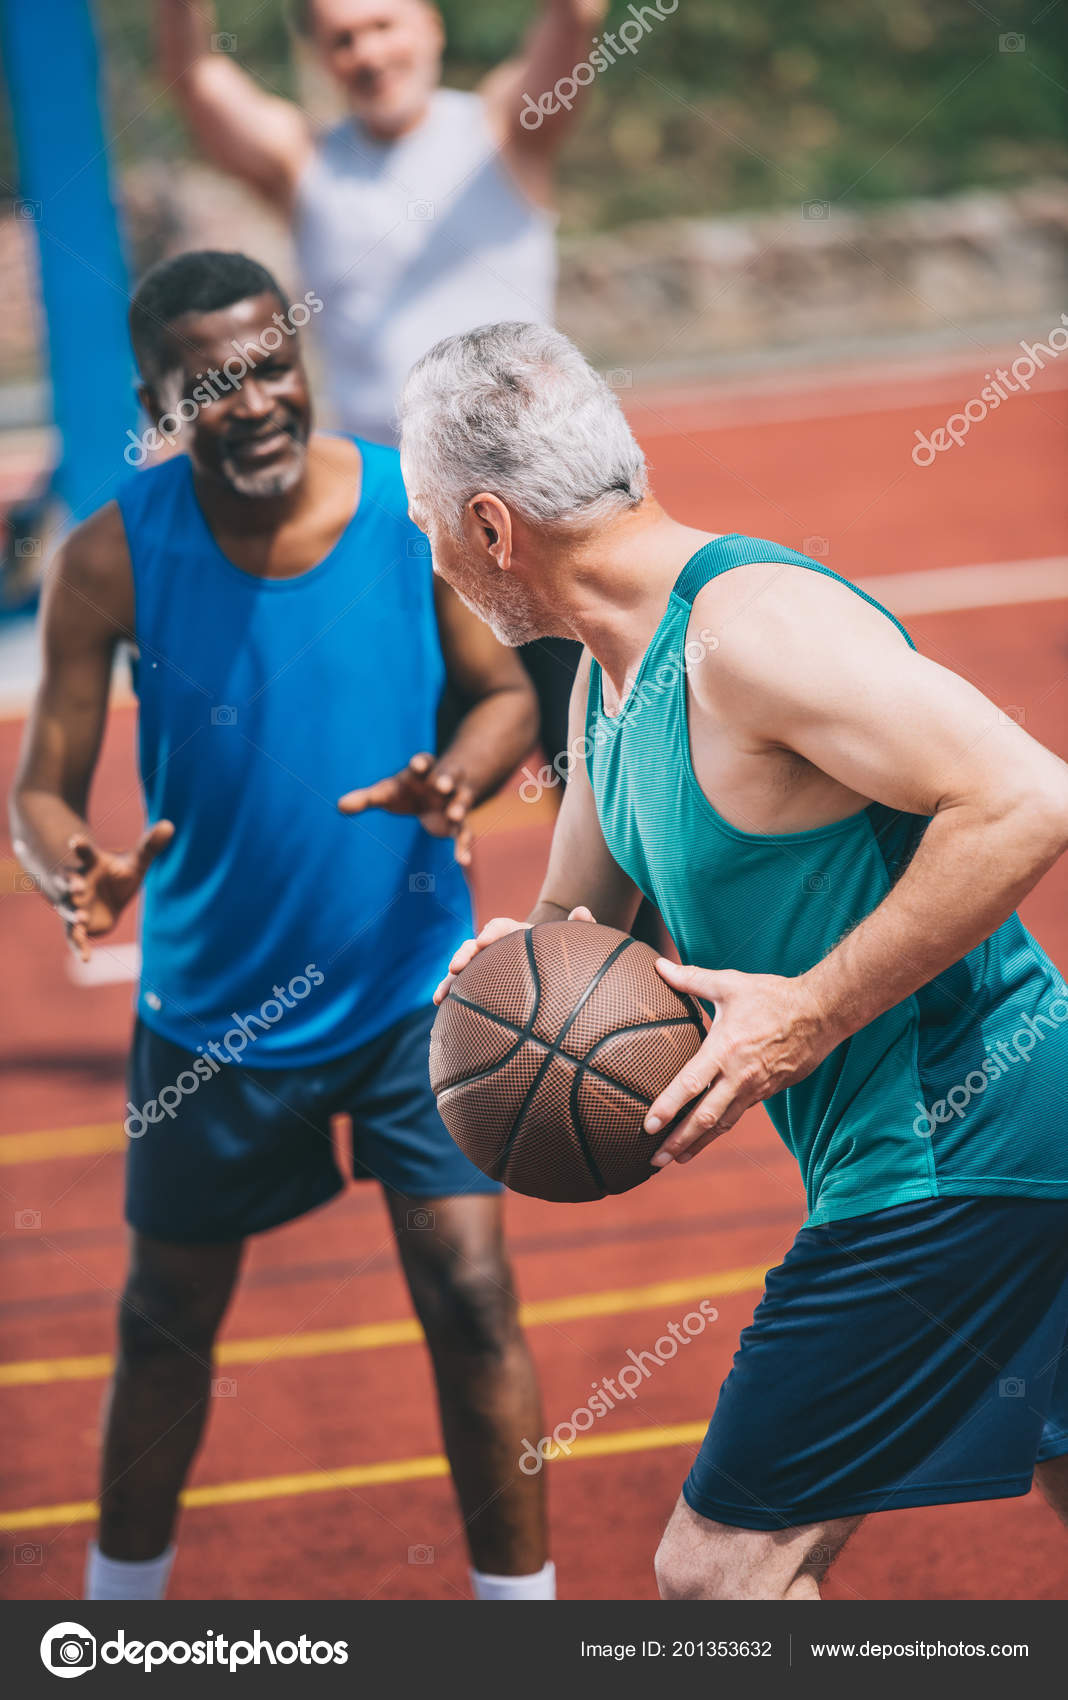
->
[712, 574, 1068, 1038]
[644, 568, 1068, 1158]
[10, 506, 132, 904]
[482, 0, 608, 195]
[10, 507, 172, 960]
[157, 0, 311, 205]
[698, 568, 1068, 1040]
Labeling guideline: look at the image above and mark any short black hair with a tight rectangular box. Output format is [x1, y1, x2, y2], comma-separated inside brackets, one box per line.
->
[129, 250, 285, 382]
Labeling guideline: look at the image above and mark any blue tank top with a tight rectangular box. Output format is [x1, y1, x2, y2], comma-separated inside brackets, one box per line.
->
[118, 438, 473, 1065]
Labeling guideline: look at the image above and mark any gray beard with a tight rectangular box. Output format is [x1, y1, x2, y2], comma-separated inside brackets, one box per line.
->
[451, 578, 545, 648]
[220, 441, 307, 500]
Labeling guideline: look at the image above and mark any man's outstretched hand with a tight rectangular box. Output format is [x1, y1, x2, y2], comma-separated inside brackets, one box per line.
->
[58, 821, 175, 962]
[339, 753, 477, 865]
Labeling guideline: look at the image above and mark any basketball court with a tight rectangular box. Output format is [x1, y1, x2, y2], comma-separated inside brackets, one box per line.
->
[1, 344, 1066, 1602]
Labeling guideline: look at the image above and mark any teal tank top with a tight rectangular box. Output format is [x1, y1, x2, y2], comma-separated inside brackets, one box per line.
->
[586, 534, 1068, 1225]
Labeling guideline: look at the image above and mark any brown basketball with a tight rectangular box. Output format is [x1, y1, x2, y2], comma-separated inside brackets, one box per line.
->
[428, 921, 706, 1202]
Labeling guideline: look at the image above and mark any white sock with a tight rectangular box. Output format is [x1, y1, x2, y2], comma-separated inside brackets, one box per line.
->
[85, 1541, 176, 1601]
[471, 1559, 556, 1600]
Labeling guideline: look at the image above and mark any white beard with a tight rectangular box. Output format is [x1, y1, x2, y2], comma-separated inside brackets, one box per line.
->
[451, 576, 545, 648]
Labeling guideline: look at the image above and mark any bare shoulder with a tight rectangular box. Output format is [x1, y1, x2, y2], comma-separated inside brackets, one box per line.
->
[688, 560, 908, 712]
[46, 502, 134, 637]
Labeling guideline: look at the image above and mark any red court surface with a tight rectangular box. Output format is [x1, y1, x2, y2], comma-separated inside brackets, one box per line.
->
[1, 350, 1066, 1602]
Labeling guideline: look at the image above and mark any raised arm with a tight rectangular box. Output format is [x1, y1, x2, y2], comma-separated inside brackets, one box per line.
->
[157, 0, 311, 206]
[482, 0, 608, 194]
[10, 506, 173, 960]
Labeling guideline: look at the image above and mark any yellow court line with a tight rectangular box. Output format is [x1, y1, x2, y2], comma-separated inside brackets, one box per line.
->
[0, 1122, 126, 1165]
[0, 1422, 709, 1532]
[0, 1266, 767, 1388]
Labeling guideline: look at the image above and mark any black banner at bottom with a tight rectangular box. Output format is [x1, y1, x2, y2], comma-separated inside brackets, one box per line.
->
[5, 1599, 1064, 1697]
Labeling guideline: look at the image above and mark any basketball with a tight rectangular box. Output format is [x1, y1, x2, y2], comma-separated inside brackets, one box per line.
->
[428, 920, 706, 1201]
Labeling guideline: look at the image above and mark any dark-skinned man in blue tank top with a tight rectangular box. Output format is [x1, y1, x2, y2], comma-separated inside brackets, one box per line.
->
[10, 253, 555, 1603]
[406, 320, 1068, 1601]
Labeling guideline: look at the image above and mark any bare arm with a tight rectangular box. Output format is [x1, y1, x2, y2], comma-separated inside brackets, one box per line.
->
[645, 567, 1068, 1157]
[700, 572, 1068, 1039]
[339, 577, 539, 864]
[10, 506, 172, 958]
[482, 0, 608, 195]
[528, 650, 642, 928]
[157, 0, 311, 205]
[434, 650, 641, 999]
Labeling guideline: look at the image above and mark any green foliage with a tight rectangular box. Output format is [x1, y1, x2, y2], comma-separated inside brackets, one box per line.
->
[3, 0, 1065, 229]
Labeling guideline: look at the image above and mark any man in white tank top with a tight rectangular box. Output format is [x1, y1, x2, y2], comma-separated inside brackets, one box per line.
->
[160, 0, 619, 940]
[160, 0, 605, 443]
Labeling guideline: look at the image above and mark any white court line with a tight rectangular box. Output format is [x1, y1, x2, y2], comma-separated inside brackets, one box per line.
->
[857, 557, 1068, 616]
[65, 942, 141, 986]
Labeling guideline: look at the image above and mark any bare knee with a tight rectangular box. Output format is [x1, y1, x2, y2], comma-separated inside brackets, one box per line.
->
[117, 1239, 241, 1370]
[1034, 1454, 1068, 1527]
[655, 1496, 859, 1602]
[412, 1246, 521, 1361]
[655, 1519, 748, 1601]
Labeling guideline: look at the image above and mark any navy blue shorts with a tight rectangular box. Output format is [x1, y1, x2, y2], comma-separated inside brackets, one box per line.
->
[126, 1007, 500, 1244]
[684, 1196, 1068, 1530]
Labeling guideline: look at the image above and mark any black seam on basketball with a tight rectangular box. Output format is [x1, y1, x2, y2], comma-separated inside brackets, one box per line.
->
[524, 925, 542, 1026]
[568, 1060, 608, 1196]
[435, 931, 545, 1093]
[620, 936, 707, 1041]
[439, 994, 695, 1102]
[497, 936, 634, 1172]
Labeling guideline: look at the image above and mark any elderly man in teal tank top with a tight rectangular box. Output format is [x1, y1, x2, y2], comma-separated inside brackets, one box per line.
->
[401, 320, 1068, 1601]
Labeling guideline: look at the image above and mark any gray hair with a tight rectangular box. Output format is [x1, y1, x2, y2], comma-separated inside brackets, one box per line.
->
[398, 321, 648, 536]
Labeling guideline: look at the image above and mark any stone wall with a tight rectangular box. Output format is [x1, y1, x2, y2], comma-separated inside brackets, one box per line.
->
[2, 175, 1065, 407]
[556, 183, 1068, 371]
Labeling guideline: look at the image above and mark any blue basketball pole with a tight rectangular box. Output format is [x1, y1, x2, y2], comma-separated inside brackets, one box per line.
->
[0, 0, 137, 519]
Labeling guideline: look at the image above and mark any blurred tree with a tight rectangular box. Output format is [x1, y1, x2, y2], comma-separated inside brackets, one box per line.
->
[2, 0, 1065, 228]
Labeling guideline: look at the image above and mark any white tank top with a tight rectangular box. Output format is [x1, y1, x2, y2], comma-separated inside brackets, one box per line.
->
[294, 88, 557, 443]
